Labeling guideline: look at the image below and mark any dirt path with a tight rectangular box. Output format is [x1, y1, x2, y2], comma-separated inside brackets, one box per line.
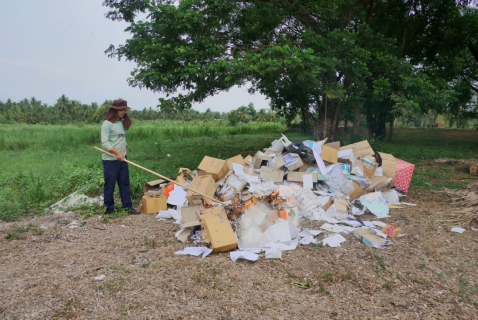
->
[1, 190, 477, 319]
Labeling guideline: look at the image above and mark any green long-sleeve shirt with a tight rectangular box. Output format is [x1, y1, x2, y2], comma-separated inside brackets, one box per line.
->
[101, 120, 127, 161]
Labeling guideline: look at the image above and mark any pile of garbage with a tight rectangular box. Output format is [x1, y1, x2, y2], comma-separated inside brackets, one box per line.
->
[139, 135, 416, 261]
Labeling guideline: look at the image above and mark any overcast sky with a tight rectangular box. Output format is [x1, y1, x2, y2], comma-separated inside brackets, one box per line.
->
[0, 0, 269, 112]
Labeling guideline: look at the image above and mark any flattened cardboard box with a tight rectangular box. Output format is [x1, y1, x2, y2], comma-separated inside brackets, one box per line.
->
[348, 181, 365, 201]
[260, 166, 284, 183]
[200, 207, 238, 253]
[186, 175, 216, 206]
[226, 154, 246, 171]
[141, 196, 167, 214]
[339, 140, 374, 160]
[287, 171, 318, 183]
[284, 153, 304, 171]
[354, 228, 390, 247]
[143, 179, 167, 197]
[375, 152, 397, 182]
[198, 156, 229, 181]
[181, 205, 204, 228]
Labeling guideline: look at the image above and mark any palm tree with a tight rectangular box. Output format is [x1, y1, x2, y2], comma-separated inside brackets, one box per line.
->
[236, 106, 252, 123]
[255, 109, 268, 123]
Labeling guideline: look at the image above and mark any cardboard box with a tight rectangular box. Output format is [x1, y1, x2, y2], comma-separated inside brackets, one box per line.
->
[284, 153, 304, 171]
[299, 162, 319, 172]
[143, 179, 167, 197]
[366, 176, 390, 192]
[339, 140, 375, 160]
[253, 152, 273, 169]
[181, 205, 203, 228]
[287, 171, 318, 183]
[322, 197, 333, 211]
[269, 154, 285, 169]
[244, 155, 253, 166]
[325, 141, 340, 150]
[226, 174, 247, 191]
[362, 161, 379, 180]
[140, 196, 167, 214]
[226, 154, 246, 170]
[243, 166, 258, 176]
[218, 188, 237, 201]
[354, 228, 390, 247]
[175, 168, 193, 184]
[198, 156, 229, 181]
[320, 140, 339, 164]
[375, 152, 397, 181]
[200, 207, 238, 253]
[259, 166, 284, 183]
[393, 158, 415, 194]
[348, 181, 365, 201]
[186, 175, 216, 206]
[382, 225, 402, 238]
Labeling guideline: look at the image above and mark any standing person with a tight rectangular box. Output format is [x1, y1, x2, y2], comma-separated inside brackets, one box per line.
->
[101, 99, 140, 215]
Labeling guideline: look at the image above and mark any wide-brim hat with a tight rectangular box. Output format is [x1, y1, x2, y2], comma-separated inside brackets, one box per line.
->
[110, 99, 130, 110]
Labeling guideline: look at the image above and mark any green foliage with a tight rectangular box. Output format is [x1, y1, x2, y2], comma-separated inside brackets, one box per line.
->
[103, 0, 478, 141]
[0, 122, 288, 221]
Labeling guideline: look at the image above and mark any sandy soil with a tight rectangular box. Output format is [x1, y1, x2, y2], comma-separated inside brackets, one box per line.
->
[1, 188, 477, 320]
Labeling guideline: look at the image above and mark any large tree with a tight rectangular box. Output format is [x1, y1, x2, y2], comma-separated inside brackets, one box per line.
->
[103, 0, 478, 140]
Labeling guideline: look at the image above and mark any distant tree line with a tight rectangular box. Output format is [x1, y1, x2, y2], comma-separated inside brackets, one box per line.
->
[0, 95, 280, 125]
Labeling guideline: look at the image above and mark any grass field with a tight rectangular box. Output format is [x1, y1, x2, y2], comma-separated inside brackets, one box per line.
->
[1, 122, 477, 221]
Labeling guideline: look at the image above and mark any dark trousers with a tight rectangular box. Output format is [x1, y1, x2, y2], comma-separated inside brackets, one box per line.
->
[102, 159, 133, 211]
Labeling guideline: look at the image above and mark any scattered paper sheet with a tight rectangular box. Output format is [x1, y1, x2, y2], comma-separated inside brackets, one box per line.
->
[381, 189, 400, 203]
[230, 251, 259, 262]
[363, 221, 375, 227]
[303, 174, 313, 189]
[167, 185, 188, 206]
[362, 201, 389, 218]
[340, 220, 363, 227]
[370, 228, 388, 239]
[263, 221, 299, 243]
[265, 248, 282, 259]
[156, 209, 181, 220]
[338, 149, 355, 165]
[175, 246, 212, 258]
[322, 234, 346, 247]
[312, 141, 327, 174]
[283, 153, 298, 167]
[352, 206, 364, 215]
[451, 227, 466, 234]
[299, 236, 317, 245]
[371, 221, 387, 228]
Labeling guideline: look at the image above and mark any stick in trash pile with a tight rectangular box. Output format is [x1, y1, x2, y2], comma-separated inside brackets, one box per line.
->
[94, 147, 226, 205]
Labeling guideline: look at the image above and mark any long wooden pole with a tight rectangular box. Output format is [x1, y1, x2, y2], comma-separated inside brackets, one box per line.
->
[94, 147, 225, 205]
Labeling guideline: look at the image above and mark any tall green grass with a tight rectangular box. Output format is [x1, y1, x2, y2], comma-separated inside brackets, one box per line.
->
[0, 121, 290, 221]
[1, 124, 477, 221]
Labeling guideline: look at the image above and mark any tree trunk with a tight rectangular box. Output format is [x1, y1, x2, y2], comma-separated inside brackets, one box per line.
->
[388, 117, 394, 142]
[313, 96, 340, 141]
[351, 102, 363, 143]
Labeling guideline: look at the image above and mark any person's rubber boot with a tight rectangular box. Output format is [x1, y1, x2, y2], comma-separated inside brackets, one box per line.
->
[126, 208, 141, 215]
[105, 209, 115, 215]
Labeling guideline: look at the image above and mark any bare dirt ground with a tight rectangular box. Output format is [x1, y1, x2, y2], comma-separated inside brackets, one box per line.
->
[1, 186, 478, 319]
